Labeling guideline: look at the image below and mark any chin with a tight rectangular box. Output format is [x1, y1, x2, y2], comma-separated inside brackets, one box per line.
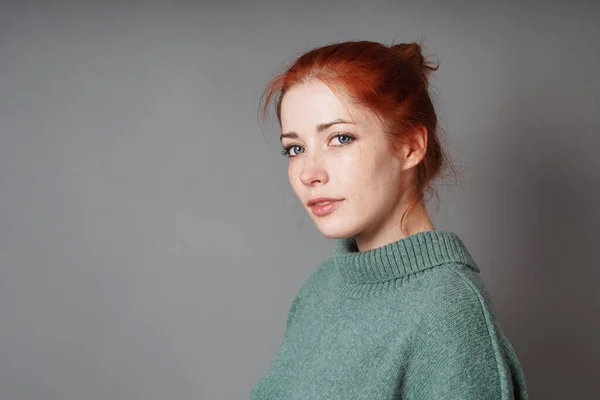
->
[313, 219, 361, 239]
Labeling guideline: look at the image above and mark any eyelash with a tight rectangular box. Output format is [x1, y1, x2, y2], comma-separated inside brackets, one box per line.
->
[280, 133, 356, 158]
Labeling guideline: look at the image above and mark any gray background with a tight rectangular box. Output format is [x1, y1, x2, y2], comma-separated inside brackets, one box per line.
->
[1, 0, 598, 399]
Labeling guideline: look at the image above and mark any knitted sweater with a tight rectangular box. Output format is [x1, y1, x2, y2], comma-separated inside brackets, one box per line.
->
[250, 230, 528, 399]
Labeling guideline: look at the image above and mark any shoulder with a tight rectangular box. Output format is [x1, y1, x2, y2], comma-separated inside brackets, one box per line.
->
[408, 262, 498, 323]
[282, 257, 335, 335]
[294, 256, 336, 299]
[287, 256, 336, 306]
[401, 263, 517, 398]
[402, 261, 507, 366]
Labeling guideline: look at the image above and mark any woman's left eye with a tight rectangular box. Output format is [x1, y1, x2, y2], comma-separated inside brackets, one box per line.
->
[331, 134, 355, 145]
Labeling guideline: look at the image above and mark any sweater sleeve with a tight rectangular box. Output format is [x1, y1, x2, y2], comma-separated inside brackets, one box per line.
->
[400, 267, 518, 400]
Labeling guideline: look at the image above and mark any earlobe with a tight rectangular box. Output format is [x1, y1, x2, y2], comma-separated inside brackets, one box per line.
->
[414, 125, 428, 154]
[401, 125, 428, 171]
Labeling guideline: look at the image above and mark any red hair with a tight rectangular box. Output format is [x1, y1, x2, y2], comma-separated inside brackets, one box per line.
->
[259, 40, 457, 236]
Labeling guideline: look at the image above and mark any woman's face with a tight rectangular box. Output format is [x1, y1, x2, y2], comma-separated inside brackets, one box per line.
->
[279, 80, 413, 243]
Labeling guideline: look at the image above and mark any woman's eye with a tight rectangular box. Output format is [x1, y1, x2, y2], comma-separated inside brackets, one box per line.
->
[281, 144, 305, 158]
[331, 134, 354, 145]
[290, 145, 304, 156]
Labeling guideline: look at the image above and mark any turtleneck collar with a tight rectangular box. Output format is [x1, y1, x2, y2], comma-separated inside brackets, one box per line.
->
[333, 230, 479, 286]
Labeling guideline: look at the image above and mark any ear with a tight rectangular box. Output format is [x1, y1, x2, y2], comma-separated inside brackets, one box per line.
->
[401, 125, 428, 171]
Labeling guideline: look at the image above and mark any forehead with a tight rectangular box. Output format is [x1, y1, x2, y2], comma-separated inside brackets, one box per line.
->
[280, 80, 364, 132]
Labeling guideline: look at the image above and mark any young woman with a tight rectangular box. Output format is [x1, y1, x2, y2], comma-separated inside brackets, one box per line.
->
[250, 40, 528, 399]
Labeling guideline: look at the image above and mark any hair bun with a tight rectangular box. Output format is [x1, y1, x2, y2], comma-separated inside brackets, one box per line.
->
[391, 42, 439, 78]
[392, 43, 424, 68]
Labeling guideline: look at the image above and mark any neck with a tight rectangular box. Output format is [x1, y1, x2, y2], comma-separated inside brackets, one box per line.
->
[354, 200, 435, 252]
[333, 230, 480, 297]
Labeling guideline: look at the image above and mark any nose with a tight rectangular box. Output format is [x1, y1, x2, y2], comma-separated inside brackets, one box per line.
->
[298, 151, 328, 187]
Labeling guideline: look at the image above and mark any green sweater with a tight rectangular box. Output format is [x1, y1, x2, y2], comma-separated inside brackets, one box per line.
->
[250, 230, 528, 399]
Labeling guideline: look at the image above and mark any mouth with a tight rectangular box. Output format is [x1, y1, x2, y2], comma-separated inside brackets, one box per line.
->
[307, 197, 344, 207]
[308, 199, 344, 216]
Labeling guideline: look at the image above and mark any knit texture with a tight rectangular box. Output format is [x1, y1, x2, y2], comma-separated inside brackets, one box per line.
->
[250, 230, 528, 399]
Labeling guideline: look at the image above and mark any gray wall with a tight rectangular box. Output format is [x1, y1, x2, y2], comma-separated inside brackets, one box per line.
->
[1, 1, 598, 399]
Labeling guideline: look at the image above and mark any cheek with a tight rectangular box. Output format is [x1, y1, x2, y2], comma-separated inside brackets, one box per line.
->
[288, 163, 302, 194]
[336, 150, 371, 196]
[338, 145, 396, 202]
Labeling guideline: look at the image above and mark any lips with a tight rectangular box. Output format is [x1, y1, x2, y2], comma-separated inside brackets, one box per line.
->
[307, 198, 344, 216]
[312, 200, 336, 206]
[307, 197, 343, 207]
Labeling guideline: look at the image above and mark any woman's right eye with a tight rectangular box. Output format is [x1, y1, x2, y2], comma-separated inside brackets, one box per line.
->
[281, 145, 305, 158]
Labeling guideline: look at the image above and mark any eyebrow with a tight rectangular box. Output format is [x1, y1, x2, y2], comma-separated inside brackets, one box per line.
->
[280, 118, 355, 142]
